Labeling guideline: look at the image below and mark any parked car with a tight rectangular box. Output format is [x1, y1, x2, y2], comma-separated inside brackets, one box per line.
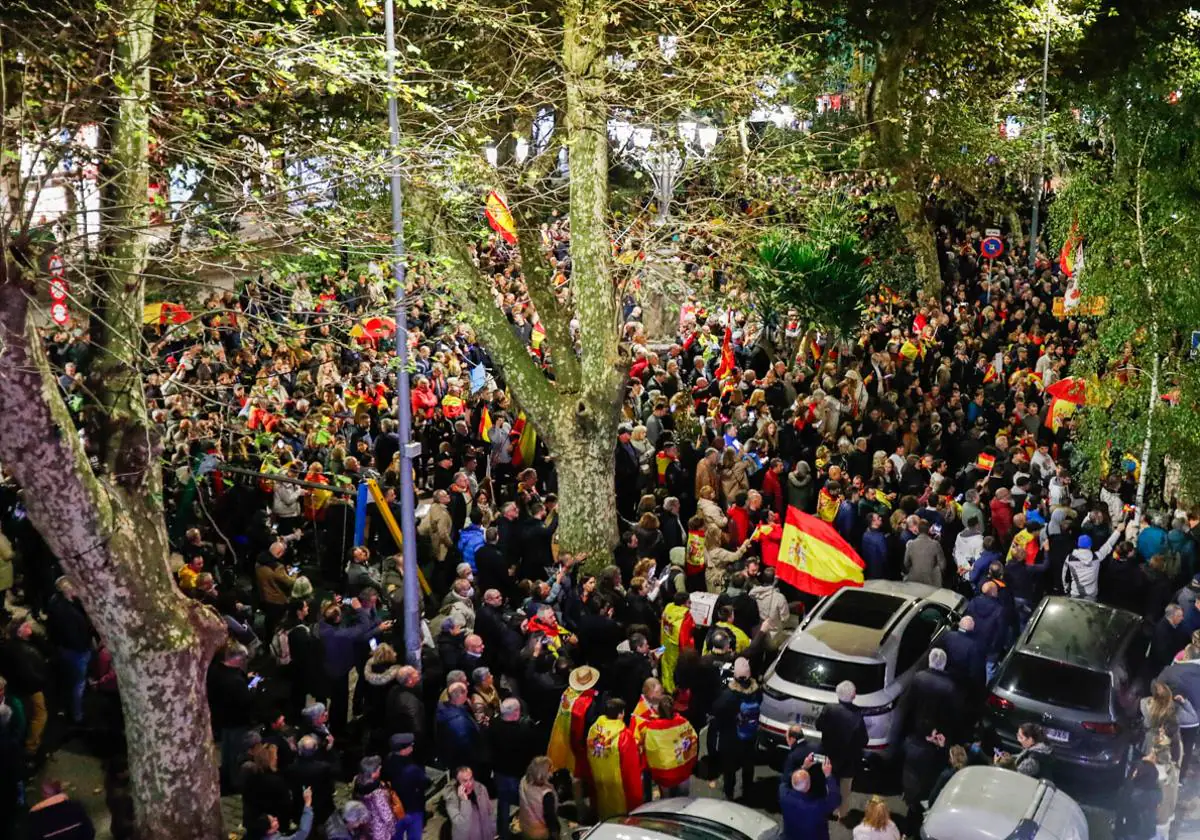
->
[982, 596, 1143, 782]
[756, 580, 965, 763]
[922, 765, 1088, 840]
[576, 798, 778, 840]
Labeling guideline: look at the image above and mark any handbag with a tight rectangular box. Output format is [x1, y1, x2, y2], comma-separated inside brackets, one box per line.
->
[383, 781, 405, 819]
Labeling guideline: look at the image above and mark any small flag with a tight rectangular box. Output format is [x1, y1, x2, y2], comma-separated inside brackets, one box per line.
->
[510, 412, 537, 468]
[977, 452, 996, 471]
[983, 363, 998, 384]
[774, 506, 865, 596]
[1060, 221, 1081, 277]
[899, 340, 920, 361]
[478, 405, 493, 444]
[715, 326, 735, 380]
[531, 321, 546, 350]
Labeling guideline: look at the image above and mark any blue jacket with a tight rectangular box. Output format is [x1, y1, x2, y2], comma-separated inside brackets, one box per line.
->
[966, 593, 1007, 657]
[936, 629, 986, 688]
[1138, 526, 1168, 563]
[435, 701, 479, 771]
[1168, 530, 1198, 577]
[779, 777, 841, 840]
[970, 549, 1003, 592]
[318, 608, 382, 677]
[860, 529, 889, 580]
[1159, 661, 1200, 710]
[456, 525, 486, 571]
[834, 502, 856, 544]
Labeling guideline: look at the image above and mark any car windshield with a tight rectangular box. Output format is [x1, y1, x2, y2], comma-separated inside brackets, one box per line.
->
[774, 650, 886, 694]
[1002, 653, 1112, 713]
[819, 591, 905, 629]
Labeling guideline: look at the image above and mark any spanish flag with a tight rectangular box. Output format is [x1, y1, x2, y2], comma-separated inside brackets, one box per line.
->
[655, 450, 674, 486]
[977, 452, 996, 471]
[485, 191, 518, 244]
[775, 506, 865, 596]
[1045, 397, 1076, 433]
[816, 485, 839, 523]
[531, 320, 546, 350]
[547, 687, 597, 776]
[478, 405, 493, 444]
[1060, 221, 1080, 277]
[983, 363, 998, 384]
[509, 412, 537, 468]
[586, 716, 643, 819]
[639, 714, 699, 788]
[899, 340, 920, 361]
[715, 325, 735, 381]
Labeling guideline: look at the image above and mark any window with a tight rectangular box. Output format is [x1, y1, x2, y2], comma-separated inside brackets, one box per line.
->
[1001, 653, 1112, 713]
[895, 605, 947, 675]
[774, 650, 886, 694]
[820, 591, 905, 630]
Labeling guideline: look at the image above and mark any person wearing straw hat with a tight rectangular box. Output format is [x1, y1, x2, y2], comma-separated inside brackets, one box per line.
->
[547, 665, 602, 818]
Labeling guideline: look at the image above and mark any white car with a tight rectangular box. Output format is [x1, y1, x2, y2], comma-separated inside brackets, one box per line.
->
[757, 580, 964, 762]
[578, 798, 778, 840]
[922, 765, 1088, 840]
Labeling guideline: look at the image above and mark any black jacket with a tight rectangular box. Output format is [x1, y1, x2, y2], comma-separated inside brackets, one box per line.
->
[285, 755, 337, 825]
[474, 545, 511, 596]
[1149, 617, 1187, 677]
[489, 715, 539, 778]
[207, 662, 256, 731]
[385, 683, 427, 748]
[574, 612, 624, 672]
[0, 638, 49, 694]
[815, 700, 868, 778]
[901, 668, 966, 741]
[608, 650, 654, 712]
[45, 595, 91, 652]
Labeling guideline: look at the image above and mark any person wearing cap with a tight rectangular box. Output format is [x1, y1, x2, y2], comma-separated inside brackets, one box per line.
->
[711, 657, 761, 801]
[547, 666, 601, 775]
[382, 733, 429, 840]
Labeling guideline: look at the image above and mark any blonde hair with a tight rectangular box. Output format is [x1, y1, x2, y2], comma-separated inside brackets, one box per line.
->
[524, 755, 553, 787]
[861, 797, 893, 830]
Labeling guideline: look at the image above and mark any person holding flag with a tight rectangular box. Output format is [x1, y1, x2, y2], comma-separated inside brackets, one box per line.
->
[638, 695, 698, 797]
[659, 591, 695, 693]
[586, 697, 643, 819]
[547, 666, 601, 815]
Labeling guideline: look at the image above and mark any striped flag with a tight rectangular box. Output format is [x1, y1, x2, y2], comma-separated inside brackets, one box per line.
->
[774, 506, 865, 596]
[977, 452, 996, 471]
[510, 412, 537, 468]
[478, 405, 493, 444]
[639, 714, 699, 788]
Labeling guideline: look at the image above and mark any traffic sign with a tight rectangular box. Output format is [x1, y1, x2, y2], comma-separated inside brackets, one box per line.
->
[48, 255, 64, 275]
[49, 278, 68, 302]
[50, 302, 70, 325]
[981, 236, 1004, 259]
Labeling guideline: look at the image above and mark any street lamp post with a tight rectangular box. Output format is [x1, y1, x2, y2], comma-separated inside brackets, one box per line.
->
[384, 0, 422, 667]
[1028, 0, 1052, 272]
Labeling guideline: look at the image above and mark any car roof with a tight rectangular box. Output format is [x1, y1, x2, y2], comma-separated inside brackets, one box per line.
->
[633, 798, 778, 840]
[1019, 596, 1141, 669]
[923, 766, 1030, 839]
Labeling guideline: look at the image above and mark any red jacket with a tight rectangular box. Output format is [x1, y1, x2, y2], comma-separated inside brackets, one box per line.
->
[990, 498, 1014, 542]
[727, 505, 751, 545]
[761, 470, 784, 516]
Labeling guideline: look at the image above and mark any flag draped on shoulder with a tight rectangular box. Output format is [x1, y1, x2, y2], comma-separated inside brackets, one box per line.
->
[773, 506, 864, 596]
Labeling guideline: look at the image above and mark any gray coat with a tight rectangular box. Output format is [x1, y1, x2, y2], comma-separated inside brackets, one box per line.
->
[903, 534, 945, 588]
[445, 781, 494, 840]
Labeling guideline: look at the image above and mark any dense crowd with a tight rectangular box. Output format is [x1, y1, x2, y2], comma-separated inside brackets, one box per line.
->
[0, 209, 1194, 840]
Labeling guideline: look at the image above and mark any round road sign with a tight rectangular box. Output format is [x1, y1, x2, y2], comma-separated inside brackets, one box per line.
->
[48, 254, 64, 275]
[980, 236, 1004, 259]
[50, 302, 70, 325]
[49, 278, 68, 302]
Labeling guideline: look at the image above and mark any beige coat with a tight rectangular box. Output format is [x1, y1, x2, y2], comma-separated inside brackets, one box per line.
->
[419, 502, 454, 563]
[695, 458, 719, 502]
[720, 460, 751, 506]
[696, 498, 728, 532]
[705, 542, 748, 592]
[0, 532, 12, 592]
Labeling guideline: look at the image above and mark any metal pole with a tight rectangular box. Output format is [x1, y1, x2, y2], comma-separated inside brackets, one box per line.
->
[385, 0, 422, 668]
[1028, 0, 1052, 272]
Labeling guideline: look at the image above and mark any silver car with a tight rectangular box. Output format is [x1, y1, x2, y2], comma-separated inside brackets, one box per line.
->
[578, 798, 778, 840]
[757, 580, 964, 762]
[922, 765, 1088, 840]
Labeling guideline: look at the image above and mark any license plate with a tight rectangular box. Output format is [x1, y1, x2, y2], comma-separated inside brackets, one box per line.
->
[1045, 727, 1070, 743]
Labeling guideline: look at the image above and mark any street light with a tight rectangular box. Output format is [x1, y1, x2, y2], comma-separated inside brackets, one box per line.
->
[384, 0, 422, 668]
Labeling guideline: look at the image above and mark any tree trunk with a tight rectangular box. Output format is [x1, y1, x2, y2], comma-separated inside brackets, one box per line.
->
[1135, 349, 1159, 510]
[552, 409, 620, 566]
[894, 187, 940, 296]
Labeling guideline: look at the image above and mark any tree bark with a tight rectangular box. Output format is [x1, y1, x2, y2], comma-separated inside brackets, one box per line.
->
[551, 405, 620, 563]
[894, 187, 940, 296]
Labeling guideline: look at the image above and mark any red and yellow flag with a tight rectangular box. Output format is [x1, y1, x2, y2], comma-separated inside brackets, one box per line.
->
[775, 506, 864, 596]
[983, 363, 998, 384]
[816, 486, 839, 523]
[478, 405, 493, 444]
[639, 714, 699, 788]
[715, 325, 735, 380]
[1045, 397, 1076, 433]
[586, 717, 643, 819]
[977, 452, 996, 471]
[509, 412, 537, 468]
[899, 340, 920, 361]
[485, 191, 517, 244]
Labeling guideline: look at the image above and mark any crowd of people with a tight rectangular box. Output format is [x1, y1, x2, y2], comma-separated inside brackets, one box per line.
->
[0, 206, 1194, 840]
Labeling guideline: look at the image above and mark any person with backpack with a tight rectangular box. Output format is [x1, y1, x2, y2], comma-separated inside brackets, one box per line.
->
[711, 657, 760, 801]
[276, 600, 321, 719]
[816, 680, 868, 821]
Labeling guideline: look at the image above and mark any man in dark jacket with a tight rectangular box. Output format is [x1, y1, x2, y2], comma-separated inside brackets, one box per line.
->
[608, 634, 655, 712]
[207, 642, 258, 788]
[574, 597, 624, 672]
[383, 733, 429, 840]
[285, 735, 337, 827]
[1099, 541, 1145, 616]
[489, 698, 538, 840]
[519, 503, 559, 582]
[966, 580, 1008, 681]
[435, 681, 480, 774]
[45, 579, 92, 725]
[934, 616, 986, 692]
[815, 680, 867, 820]
[319, 601, 393, 735]
[781, 724, 826, 799]
[474, 530, 513, 600]
[860, 513, 890, 580]
[779, 760, 840, 840]
[475, 590, 522, 673]
[1149, 604, 1188, 677]
[900, 649, 966, 742]
[386, 667, 427, 759]
[0, 618, 49, 762]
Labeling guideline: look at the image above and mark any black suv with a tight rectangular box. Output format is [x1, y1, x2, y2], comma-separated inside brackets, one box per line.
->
[982, 596, 1144, 782]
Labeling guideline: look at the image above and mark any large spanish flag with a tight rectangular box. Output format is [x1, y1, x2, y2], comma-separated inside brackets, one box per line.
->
[485, 191, 518, 244]
[639, 714, 699, 788]
[586, 716, 643, 819]
[774, 506, 864, 596]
